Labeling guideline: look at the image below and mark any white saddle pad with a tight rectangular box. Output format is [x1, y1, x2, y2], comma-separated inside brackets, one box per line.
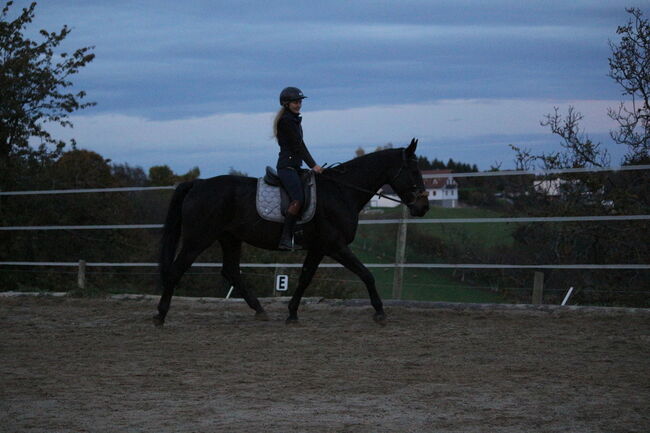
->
[255, 177, 317, 224]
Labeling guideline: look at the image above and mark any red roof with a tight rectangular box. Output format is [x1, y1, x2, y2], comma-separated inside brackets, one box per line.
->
[380, 170, 457, 194]
[421, 170, 457, 189]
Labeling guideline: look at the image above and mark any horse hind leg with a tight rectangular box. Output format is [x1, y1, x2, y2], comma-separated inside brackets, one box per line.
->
[286, 248, 324, 324]
[153, 244, 204, 326]
[219, 236, 268, 321]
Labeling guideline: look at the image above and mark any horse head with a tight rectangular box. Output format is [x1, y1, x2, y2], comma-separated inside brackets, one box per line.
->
[389, 138, 430, 217]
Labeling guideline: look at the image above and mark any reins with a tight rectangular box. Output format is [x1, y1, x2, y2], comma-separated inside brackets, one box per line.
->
[318, 153, 426, 207]
[320, 170, 407, 205]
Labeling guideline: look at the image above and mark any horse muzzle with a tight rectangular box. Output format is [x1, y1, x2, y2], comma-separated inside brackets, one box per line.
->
[407, 190, 430, 217]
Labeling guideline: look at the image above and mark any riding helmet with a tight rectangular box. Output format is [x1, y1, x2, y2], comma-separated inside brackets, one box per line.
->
[279, 87, 307, 106]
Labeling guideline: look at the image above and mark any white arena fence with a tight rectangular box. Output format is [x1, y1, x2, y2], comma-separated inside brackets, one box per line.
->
[0, 215, 648, 232]
[1, 164, 649, 301]
[1, 164, 648, 267]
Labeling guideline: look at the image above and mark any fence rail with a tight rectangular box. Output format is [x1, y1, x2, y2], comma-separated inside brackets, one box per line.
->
[1, 164, 648, 196]
[2, 164, 648, 302]
[0, 186, 174, 196]
[1, 261, 648, 270]
[2, 215, 649, 231]
[423, 164, 650, 178]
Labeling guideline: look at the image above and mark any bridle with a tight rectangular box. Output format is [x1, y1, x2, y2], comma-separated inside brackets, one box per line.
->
[389, 150, 430, 205]
[321, 150, 429, 207]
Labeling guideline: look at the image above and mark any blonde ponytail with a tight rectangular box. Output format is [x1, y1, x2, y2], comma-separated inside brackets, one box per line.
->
[273, 107, 285, 138]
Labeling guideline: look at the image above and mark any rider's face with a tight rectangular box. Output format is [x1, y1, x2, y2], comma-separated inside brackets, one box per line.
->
[288, 99, 302, 114]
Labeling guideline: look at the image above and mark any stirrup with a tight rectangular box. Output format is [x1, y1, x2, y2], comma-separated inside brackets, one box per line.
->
[279, 235, 302, 251]
[278, 236, 295, 251]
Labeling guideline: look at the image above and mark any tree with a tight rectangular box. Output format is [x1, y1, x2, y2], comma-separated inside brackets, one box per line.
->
[52, 150, 112, 189]
[0, 1, 95, 189]
[227, 166, 247, 177]
[111, 163, 148, 187]
[148, 165, 176, 186]
[148, 164, 201, 185]
[505, 8, 650, 306]
[374, 142, 393, 152]
[176, 166, 200, 182]
[512, 8, 649, 171]
[607, 8, 650, 164]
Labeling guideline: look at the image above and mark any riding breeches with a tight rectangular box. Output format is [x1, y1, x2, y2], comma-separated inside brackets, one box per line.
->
[277, 167, 304, 206]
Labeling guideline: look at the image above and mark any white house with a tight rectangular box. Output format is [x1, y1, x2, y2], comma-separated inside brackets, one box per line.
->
[423, 170, 459, 208]
[533, 178, 610, 206]
[370, 170, 459, 208]
[533, 179, 565, 196]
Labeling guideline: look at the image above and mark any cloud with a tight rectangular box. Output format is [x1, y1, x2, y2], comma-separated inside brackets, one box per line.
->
[53, 98, 621, 176]
[20, 0, 629, 121]
[10, 0, 634, 176]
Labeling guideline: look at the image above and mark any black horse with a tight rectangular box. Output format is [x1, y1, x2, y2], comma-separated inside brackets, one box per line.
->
[153, 139, 429, 326]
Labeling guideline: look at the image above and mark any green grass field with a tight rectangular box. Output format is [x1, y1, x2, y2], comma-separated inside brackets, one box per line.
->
[348, 205, 514, 303]
[363, 205, 516, 248]
[373, 268, 507, 303]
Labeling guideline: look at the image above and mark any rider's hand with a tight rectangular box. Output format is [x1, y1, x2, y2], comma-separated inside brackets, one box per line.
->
[312, 165, 324, 174]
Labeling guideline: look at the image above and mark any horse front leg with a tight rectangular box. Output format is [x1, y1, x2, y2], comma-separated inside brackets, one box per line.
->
[329, 246, 386, 325]
[286, 248, 324, 324]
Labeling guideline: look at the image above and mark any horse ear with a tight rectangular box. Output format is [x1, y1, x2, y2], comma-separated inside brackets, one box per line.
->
[406, 138, 418, 156]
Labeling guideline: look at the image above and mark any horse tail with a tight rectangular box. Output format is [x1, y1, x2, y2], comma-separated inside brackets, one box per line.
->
[159, 181, 194, 277]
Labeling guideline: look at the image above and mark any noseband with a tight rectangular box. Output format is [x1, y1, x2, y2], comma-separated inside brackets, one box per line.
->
[389, 150, 429, 207]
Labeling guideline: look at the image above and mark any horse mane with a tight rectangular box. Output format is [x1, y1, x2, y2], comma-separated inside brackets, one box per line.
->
[325, 148, 402, 176]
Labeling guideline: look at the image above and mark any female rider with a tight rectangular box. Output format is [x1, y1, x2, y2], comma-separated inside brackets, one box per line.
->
[273, 87, 323, 250]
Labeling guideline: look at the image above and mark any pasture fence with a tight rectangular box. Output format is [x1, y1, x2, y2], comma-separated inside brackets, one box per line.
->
[1, 164, 649, 304]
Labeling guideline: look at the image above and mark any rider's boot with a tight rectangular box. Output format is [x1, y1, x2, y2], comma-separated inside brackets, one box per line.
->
[278, 200, 301, 250]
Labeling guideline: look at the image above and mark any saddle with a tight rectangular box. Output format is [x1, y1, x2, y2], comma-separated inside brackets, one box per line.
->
[256, 167, 317, 224]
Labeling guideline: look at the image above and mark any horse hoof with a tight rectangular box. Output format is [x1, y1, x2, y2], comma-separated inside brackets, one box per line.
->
[373, 313, 387, 326]
[152, 314, 165, 327]
[255, 311, 270, 321]
[285, 317, 300, 326]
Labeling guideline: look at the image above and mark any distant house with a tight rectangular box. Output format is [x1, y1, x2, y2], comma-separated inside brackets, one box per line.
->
[533, 179, 565, 196]
[423, 170, 459, 208]
[370, 170, 459, 208]
[533, 178, 608, 205]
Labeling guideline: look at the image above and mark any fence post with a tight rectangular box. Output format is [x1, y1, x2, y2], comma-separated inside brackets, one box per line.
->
[273, 265, 280, 297]
[77, 260, 86, 290]
[532, 271, 544, 304]
[392, 205, 408, 300]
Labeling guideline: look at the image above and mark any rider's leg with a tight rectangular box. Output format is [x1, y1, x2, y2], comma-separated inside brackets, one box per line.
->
[279, 200, 301, 250]
[277, 168, 304, 250]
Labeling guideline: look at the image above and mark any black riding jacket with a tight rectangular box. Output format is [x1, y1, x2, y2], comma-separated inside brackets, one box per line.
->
[276, 110, 316, 170]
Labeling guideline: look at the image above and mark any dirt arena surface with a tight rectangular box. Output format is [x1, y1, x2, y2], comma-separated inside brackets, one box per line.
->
[1, 295, 649, 433]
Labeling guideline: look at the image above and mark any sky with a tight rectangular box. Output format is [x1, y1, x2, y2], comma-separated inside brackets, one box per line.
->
[12, 0, 643, 177]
